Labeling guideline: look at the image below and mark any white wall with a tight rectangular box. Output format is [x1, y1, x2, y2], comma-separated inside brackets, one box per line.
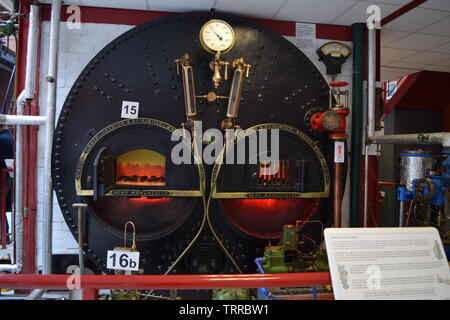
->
[285, 35, 354, 227]
[35, 21, 353, 270]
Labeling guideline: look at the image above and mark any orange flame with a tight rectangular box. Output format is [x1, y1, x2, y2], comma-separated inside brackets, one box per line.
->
[116, 162, 165, 186]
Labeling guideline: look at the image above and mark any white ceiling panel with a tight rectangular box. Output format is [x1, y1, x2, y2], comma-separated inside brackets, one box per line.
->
[383, 7, 448, 32]
[39, 0, 149, 10]
[274, 0, 357, 24]
[333, 1, 400, 26]
[419, 0, 450, 12]
[148, 0, 214, 12]
[368, 0, 409, 5]
[436, 59, 450, 67]
[385, 61, 426, 70]
[419, 16, 450, 37]
[423, 64, 450, 72]
[380, 56, 396, 65]
[386, 33, 450, 50]
[381, 66, 416, 81]
[382, 47, 419, 60]
[381, 29, 409, 46]
[402, 51, 450, 64]
[39, 0, 218, 11]
[215, 0, 286, 19]
[429, 41, 450, 53]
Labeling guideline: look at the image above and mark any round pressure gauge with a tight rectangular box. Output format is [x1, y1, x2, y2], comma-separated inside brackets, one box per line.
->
[199, 19, 236, 54]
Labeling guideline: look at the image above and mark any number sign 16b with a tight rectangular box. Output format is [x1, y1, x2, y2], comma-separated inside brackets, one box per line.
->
[107, 250, 140, 271]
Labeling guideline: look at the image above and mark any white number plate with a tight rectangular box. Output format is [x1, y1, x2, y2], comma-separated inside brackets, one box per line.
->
[121, 101, 139, 119]
[107, 250, 140, 271]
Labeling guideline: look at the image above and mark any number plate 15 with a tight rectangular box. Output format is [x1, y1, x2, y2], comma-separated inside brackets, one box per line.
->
[107, 250, 140, 271]
[121, 101, 139, 119]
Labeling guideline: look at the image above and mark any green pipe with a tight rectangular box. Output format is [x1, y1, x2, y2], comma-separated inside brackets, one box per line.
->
[349, 23, 364, 227]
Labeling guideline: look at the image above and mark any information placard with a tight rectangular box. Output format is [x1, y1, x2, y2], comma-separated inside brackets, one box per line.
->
[334, 141, 345, 163]
[324, 227, 450, 300]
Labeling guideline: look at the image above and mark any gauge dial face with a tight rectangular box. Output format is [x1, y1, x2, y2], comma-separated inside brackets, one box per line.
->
[319, 42, 351, 58]
[199, 19, 235, 53]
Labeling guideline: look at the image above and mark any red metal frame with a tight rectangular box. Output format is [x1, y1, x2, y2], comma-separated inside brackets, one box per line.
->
[12, 1, 40, 273]
[0, 273, 332, 300]
[381, 0, 428, 27]
[0, 169, 10, 249]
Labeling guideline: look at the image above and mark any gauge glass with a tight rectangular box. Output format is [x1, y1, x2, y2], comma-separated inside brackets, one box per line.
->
[200, 19, 235, 53]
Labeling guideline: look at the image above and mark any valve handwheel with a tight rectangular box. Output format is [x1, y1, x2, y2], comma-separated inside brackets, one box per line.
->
[329, 81, 348, 87]
[414, 177, 434, 202]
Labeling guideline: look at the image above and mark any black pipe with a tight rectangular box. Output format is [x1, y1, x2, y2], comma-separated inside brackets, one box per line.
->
[350, 23, 364, 226]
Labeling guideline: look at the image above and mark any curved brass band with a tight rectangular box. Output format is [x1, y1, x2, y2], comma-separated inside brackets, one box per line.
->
[211, 123, 330, 199]
[105, 190, 203, 197]
[75, 118, 205, 197]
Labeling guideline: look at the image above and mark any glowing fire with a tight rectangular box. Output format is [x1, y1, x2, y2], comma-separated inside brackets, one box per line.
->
[116, 163, 165, 186]
[115, 149, 166, 186]
[126, 197, 172, 203]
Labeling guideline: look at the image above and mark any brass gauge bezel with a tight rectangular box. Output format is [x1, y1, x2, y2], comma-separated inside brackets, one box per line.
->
[199, 19, 236, 54]
[318, 42, 352, 58]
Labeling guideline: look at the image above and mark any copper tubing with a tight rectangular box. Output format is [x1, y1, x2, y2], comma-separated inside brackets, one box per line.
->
[333, 162, 343, 228]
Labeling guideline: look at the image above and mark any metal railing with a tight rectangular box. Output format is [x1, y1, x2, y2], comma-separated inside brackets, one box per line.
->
[0, 272, 332, 300]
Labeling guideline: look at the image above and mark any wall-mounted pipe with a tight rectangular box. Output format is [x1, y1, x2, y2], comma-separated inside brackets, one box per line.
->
[0, 264, 20, 272]
[350, 23, 364, 227]
[369, 132, 450, 148]
[363, 27, 377, 228]
[0, 114, 46, 125]
[7, 4, 40, 274]
[13, 92, 25, 273]
[42, 0, 62, 275]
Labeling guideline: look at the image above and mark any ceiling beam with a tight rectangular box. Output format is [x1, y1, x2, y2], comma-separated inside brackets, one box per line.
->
[381, 0, 428, 27]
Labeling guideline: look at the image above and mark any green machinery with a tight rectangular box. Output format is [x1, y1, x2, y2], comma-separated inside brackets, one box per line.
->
[260, 224, 329, 274]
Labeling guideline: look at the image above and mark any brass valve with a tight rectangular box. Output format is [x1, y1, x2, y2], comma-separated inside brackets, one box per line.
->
[232, 58, 251, 77]
[210, 51, 230, 88]
[175, 53, 192, 76]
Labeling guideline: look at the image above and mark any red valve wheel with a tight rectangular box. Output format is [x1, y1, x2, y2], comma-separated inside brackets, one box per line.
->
[329, 81, 348, 87]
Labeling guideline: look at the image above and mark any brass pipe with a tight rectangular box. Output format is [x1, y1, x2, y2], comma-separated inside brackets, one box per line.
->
[333, 162, 343, 228]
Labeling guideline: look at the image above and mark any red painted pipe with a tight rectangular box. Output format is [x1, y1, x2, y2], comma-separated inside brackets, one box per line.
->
[381, 0, 428, 27]
[0, 273, 331, 290]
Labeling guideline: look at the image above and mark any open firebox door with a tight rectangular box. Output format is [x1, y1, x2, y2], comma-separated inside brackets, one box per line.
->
[93, 148, 167, 200]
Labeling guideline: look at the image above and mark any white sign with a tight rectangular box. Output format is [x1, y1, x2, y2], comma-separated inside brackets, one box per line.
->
[107, 250, 140, 271]
[295, 22, 316, 52]
[324, 228, 450, 300]
[121, 100, 139, 119]
[334, 141, 345, 163]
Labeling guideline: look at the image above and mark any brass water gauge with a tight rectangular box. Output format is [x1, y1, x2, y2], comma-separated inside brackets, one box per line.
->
[199, 19, 236, 54]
